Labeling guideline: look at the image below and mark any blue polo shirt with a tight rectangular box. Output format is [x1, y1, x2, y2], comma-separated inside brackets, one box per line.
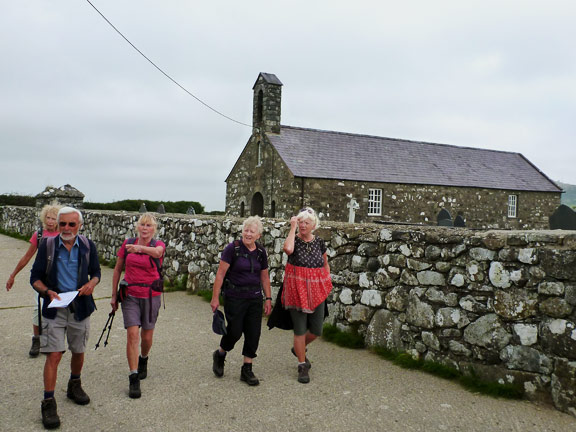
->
[56, 236, 80, 292]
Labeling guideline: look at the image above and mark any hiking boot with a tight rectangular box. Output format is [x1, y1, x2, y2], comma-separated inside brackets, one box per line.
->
[138, 356, 148, 380]
[212, 350, 225, 377]
[297, 363, 310, 384]
[41, 397, 60, 429]
[67, 378, 90, 405]
[291, 347, 311, 369]
[29, 336, 41, 357]
[240, 363, 260, 386]
[129, 373, 141, 399]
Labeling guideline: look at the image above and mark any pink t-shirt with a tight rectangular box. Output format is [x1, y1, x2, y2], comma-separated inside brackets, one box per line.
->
[30, 230, 59, 247]
[118, 239, 166, 298]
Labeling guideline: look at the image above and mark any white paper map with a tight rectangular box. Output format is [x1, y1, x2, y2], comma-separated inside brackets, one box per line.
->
[48, 291, 78, 308]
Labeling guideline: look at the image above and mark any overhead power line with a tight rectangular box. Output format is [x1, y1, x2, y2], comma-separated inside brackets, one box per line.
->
[85, 0, 251, 128]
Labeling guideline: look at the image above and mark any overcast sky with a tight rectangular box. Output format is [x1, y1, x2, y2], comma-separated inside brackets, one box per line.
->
[1, 0, 575, 211]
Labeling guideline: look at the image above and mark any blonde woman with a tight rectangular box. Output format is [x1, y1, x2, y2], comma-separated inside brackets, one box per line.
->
[111, 213, 166, 399]
[5, 203, 61, 356]
[282, 207, 332, 383]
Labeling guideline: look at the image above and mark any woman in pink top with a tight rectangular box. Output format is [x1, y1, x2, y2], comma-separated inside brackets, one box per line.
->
[5, 203, 61, 357]
[111, 213, 166, 399]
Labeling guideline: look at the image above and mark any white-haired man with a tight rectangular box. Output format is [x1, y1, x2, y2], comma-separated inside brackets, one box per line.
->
[30, 207, 101, 429]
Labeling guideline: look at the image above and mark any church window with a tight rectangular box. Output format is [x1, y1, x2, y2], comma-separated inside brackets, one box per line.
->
[508, 195, 517, 218]
[368, 189, 382, 216]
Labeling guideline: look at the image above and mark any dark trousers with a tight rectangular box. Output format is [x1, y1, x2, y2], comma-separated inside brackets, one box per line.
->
[220, 296, 263, 359]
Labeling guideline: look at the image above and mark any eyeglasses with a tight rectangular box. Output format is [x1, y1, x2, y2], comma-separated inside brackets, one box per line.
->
[299, 207, 314, 214]
[59, 222, 78, 228]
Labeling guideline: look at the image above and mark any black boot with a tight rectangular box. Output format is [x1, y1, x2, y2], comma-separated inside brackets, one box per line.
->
[212, 350, 225, 377]
[138, 356, 148, 380]
[67, 378, 90, 405]
[240, 363, 260, 386]
[129, 373, 141, 399]
[41, 397, 60, 429]
[29, 336, 40, 357]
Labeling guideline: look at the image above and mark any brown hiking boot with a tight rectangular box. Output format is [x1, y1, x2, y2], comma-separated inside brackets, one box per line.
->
[67, 378, 90, 405]
[41, 397, 60, 429]
[297, 363, 310, 384]
[240, 363, 260, 386]
[29, 336, 40, 357]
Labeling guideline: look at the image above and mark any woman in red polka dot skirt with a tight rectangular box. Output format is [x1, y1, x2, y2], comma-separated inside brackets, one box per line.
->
[282, 207, 332, 383]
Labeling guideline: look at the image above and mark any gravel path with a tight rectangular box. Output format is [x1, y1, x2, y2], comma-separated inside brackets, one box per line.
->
[1, 233, 574, 431]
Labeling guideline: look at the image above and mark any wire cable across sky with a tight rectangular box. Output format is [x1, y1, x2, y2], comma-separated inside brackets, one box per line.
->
[85, 0, 252, 128]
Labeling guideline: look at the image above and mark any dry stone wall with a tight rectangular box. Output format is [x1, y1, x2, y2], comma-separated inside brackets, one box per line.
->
[1, 206, 575, 417]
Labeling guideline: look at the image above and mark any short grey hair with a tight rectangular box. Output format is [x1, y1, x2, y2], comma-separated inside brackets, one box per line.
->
[297, 207, 319, 230]
[57, 206, 84, 224]
[242, 216, 263, 235]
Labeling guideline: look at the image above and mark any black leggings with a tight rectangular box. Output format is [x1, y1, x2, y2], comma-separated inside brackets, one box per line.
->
[220, 296, 263, 359]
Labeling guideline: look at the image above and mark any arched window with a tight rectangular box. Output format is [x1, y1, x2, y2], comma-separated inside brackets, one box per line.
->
[250, 193, 264, 216]
[270, 200, 276, 217]
[240, 202, 245, 217]
[257, 141, 262, 166]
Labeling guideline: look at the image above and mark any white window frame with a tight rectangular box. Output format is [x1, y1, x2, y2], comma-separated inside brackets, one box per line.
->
[508, 194, 517, 218]
[368, 189, 382, 216]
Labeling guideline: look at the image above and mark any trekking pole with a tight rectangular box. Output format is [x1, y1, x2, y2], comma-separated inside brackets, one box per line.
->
[95, 312, 115, 350]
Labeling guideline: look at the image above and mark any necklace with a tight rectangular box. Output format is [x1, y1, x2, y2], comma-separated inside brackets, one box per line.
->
[299, 235, 314, 253]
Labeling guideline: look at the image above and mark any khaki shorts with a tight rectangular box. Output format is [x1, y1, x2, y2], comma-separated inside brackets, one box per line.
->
[40, 307, 90, 353]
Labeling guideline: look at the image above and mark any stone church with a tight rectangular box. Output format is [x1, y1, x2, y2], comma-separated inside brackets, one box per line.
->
[225, 73, 562, 229]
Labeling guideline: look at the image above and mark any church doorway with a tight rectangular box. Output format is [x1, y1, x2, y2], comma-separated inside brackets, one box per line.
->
[251, 192, 264, 216]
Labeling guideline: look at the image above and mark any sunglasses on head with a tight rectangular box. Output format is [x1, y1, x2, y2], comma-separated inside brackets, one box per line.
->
[299, 207, 314, 214]
[59, 221, 77, 228]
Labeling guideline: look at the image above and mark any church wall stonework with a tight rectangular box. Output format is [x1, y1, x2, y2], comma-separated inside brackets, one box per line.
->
[2, 206, 575, 417]
[227, 153, 560, 229]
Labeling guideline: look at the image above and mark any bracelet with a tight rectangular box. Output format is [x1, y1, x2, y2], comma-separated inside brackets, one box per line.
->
[265, 297, 272, 301]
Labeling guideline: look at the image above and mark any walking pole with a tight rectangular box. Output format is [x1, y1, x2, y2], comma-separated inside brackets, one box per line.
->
[95, 312, 115, 350]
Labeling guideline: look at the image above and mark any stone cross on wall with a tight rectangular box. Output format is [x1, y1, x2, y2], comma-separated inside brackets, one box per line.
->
[346, 194, 360, 223]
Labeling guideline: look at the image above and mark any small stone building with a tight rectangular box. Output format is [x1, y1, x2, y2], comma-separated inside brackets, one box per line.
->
[225, 73, 562, 229]
[35, 184, 85, 209]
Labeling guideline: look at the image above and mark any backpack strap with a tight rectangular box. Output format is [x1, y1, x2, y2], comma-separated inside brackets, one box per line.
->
[45, 236, 56, 277]
[229, 240, 264, 274]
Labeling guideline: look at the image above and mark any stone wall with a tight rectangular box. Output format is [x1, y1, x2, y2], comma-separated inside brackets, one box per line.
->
[1, 206, 575, 417]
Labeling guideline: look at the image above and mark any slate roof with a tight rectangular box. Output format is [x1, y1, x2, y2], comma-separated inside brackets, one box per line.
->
[267, 126, 562, 193]
[253, 73, 283, 88]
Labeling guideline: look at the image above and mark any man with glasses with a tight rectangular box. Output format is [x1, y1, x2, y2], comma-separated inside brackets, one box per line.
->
[30, 206, 101, 429]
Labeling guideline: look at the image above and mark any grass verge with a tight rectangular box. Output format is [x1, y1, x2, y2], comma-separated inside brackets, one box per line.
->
[322, 324, 523, 400]
[373, 346, 523, 399]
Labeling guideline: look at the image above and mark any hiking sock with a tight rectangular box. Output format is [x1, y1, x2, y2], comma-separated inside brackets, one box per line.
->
[70, 374, 81, 380]
[44, 391, 55, 400]
[130, 370, 138, 375]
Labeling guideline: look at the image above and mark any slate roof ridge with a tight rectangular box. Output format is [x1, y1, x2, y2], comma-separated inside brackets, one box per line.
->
[279, 124, 523, 157]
